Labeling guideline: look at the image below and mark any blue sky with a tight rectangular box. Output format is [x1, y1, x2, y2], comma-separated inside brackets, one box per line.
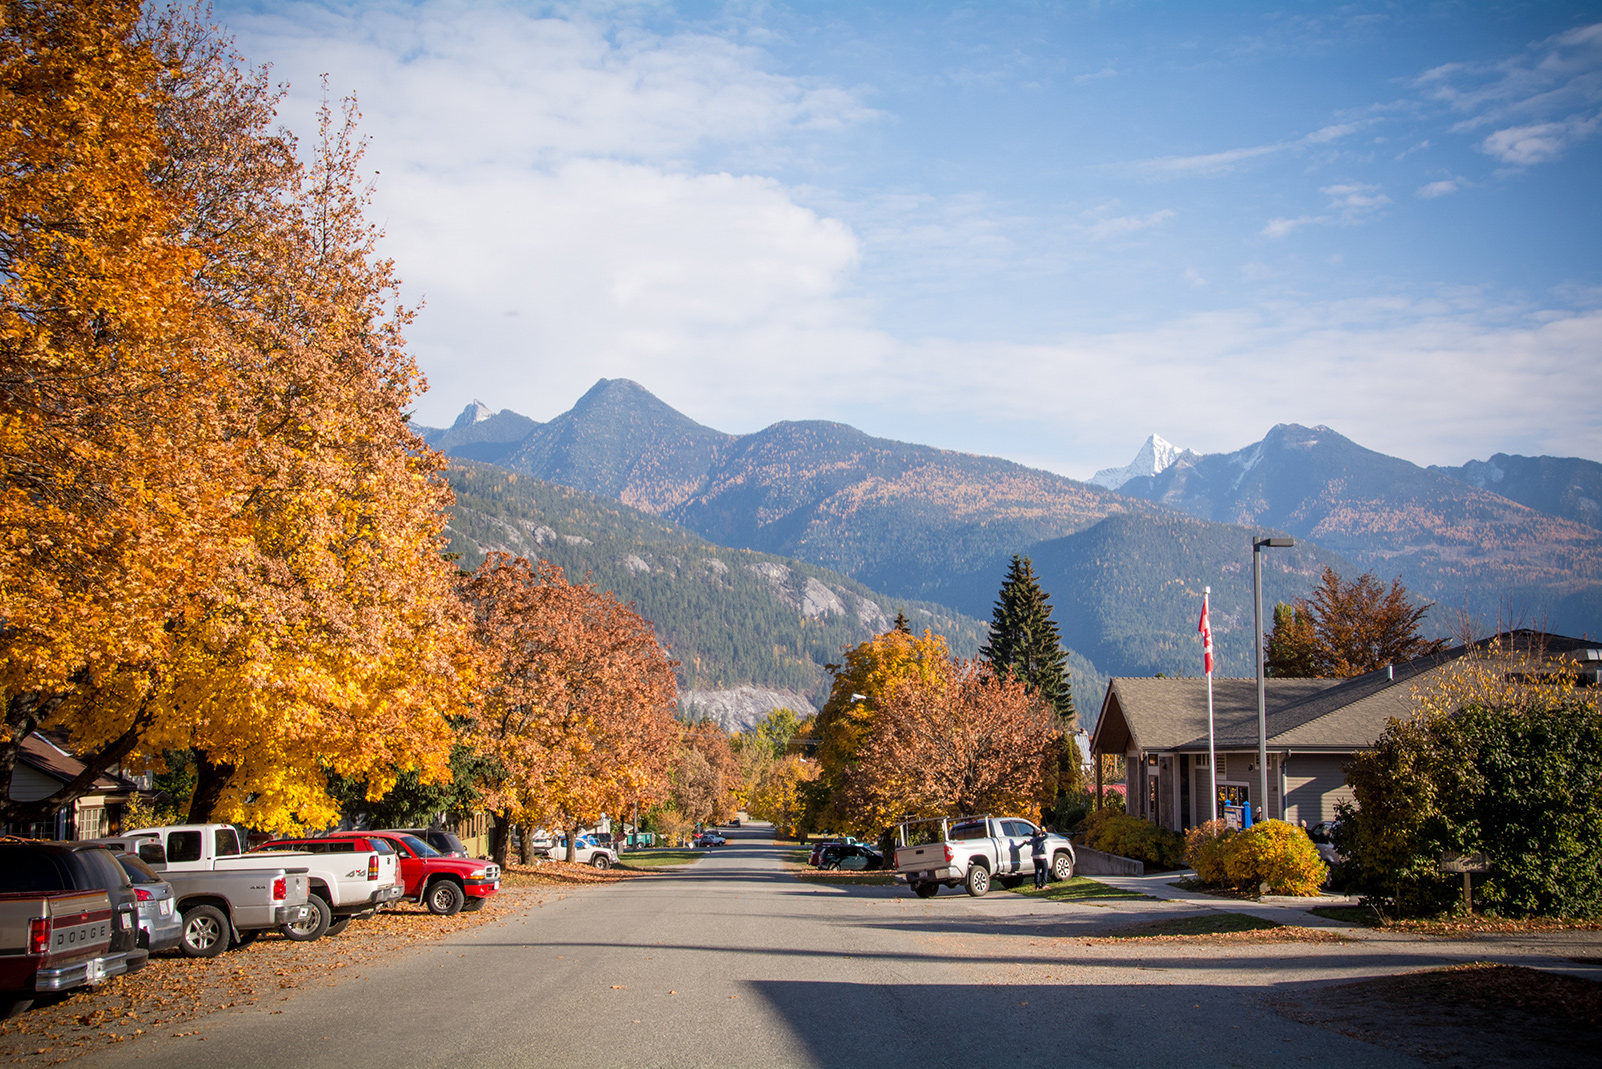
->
[216, 1, 1601, 476]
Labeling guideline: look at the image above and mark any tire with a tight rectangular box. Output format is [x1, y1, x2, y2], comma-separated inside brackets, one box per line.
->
[912, 881, 939, 899]
[589, 855, 611, 871]
[964, 865, 991, 897]
[426, 880, 465, 916]
[1051, 851, 1075, 882]
[284, 895, 331, 942]
[324, 916, 352, 937]
[179, 905, 231, 958]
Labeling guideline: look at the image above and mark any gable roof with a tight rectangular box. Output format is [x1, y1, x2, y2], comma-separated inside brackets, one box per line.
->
[17, 733, 136, 793]
[1091, 630, 1602, 757]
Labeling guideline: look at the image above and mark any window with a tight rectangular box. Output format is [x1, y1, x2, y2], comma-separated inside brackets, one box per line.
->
[76, 806, 107, 840]
[950, 821, 989, 841]
[214, 828, 241, 857]
[167, 831, 202, 863]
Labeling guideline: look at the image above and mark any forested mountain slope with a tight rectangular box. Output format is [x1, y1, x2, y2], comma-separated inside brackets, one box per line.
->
[1115, 424, 1602, 637]
[1432, 453, 1602, 531]
[424, 379, 1152, 610]
[439, 462, 1101, 726]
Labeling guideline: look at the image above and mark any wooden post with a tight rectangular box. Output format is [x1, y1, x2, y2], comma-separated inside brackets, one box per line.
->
[1464, 872, 1473, 913]
[1095, 752, 1104, 810]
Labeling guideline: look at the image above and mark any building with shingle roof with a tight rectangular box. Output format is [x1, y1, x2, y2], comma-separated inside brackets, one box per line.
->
[1090, 631, 1601, 831]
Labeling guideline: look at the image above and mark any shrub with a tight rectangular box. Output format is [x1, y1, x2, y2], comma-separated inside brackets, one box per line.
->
[1340, 680, 1602, 918]
[1084, 811, 1185, 868]
[1050, 790, 1094, 834]
[1184, 820, 1234, 884]
[1221, 820, 1327, 896]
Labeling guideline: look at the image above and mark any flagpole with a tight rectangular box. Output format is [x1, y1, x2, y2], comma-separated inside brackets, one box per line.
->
[1204, 586, 1217, 823]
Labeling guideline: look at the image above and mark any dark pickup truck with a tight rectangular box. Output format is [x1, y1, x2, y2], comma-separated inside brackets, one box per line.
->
[0, 841, 150, 1018]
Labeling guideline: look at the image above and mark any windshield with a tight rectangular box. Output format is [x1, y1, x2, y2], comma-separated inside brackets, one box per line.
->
[396, 833, 440, 858]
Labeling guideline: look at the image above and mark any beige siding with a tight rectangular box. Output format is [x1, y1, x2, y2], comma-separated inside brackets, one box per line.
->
[10, 763, 59, 803]
[1284, 753, 1354, 825]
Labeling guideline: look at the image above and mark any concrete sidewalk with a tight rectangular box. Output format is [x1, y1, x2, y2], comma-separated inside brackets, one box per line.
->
[1092, 870, 1366, 928]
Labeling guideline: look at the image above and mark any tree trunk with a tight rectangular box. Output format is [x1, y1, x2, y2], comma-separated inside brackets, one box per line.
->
[517, 822, 536, 865]
[490, 811, 512, 869]
[186, 749, 236, 823]
[565, 824, 580, 864]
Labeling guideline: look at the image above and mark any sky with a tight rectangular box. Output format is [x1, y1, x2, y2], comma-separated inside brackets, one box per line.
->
[214, 0, 1602, 478]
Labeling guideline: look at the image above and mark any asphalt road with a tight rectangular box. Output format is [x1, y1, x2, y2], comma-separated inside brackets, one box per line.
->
[76, 823, 1601, 1069]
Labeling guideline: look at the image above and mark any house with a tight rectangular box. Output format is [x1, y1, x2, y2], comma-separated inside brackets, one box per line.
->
[4, 733, 149, 840]
[1089, 631, 1601, 832]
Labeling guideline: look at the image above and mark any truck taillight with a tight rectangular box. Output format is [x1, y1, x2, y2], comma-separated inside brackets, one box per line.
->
[135, 888, 153, 902]
[367, 856, 379, 881]
[27, 918, 49, 955]
[943, 845, 954, 864]
[272, 877, 287, 900]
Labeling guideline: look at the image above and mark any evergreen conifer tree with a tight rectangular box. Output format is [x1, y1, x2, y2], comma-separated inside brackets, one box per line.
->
[978, 555, 1074, 720]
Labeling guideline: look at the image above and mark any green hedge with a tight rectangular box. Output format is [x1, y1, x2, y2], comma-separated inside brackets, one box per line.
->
[1336, 692, 1602, 918]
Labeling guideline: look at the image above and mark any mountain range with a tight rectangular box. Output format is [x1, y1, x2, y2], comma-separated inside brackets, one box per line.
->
[419, 379, 1600, 710]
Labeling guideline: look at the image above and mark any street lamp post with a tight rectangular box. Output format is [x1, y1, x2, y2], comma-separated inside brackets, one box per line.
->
[1253, 535, 1295, 822]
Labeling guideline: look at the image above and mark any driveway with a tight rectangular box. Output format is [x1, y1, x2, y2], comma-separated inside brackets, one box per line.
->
[74, 823, 1601, 1068]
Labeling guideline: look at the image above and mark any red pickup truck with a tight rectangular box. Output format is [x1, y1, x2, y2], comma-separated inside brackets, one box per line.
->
[332, 832, 499, 916]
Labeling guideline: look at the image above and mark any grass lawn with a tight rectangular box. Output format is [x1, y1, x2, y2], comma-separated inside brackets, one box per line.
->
[1310, 905, 1386, 927]
[619, 849, 703, 869]
[1008, 877, 1155, 902]
[1107, 912, 1282, 938]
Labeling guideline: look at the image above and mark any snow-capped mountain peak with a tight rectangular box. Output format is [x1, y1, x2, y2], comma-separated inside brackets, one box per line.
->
[1089, 434, 1200, 490]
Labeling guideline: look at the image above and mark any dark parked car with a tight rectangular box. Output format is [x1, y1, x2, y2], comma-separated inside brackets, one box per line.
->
[391, 828, 470, 859]
[815, 844, 884, 871]
[0, 841, 149, 1016]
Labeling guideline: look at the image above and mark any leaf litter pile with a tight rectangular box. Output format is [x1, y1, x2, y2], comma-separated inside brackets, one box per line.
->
[1277, 962, 1602, 1068]
[0, 888, 548, 1065]
[1090, 911, 1350, 944]
[500, 859, 644, 886]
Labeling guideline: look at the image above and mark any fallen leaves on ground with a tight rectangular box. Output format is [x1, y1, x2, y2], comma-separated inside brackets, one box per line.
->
[0, 889, 541, 1065]
[1277, 962, 1602, 1067]
[1088, 912, 1350, 944]
[500, 860, 643, 886]
[1383, 915, 1602, 938]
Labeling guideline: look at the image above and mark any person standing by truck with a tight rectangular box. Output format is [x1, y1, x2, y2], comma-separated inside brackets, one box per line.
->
[1030, 826, 1050, 888]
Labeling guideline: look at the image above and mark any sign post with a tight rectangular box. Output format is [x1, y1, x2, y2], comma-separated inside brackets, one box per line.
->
[1439, 852, 1490, 912]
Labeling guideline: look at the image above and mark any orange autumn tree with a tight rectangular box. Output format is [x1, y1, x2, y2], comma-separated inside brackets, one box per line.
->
[673, 722, 740, 827]
[0, 0, 244, 822]
[810, 627, 949, 835]
[462, 554, 679, 868]
[843, 656, 1062, 831]
[0, 4, 470, 830]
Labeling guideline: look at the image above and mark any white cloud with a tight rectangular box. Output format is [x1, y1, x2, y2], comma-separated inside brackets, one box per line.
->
[873, 299, 1602, 474]
[1480, 114, 1601, 165]
[1074, 67, 1117, 85]
[1416, 21, 1602, 168]
[1415, 178, 1462, 198]
[1084, 208, 1176, 240]
[1261, 215, 1320, 239]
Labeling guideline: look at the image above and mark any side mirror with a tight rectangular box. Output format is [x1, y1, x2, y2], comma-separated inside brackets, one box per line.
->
[138, 842, 167, 867]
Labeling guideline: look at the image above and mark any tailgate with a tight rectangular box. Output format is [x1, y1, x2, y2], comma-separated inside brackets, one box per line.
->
[894, 843, 949, 871]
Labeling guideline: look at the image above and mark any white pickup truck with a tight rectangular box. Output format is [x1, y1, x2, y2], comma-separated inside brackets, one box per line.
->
[892, 815, 1076, 898]
[124, 824, 403, 940]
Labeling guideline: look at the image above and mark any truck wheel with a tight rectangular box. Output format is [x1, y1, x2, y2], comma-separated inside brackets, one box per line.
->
[589, 855, 611, 871]
[426, 880, 465, 916]
[964, 865, 991, 897]
[912, 881, 939, 898]
[284, 895, 331, 942]
[180, 905, 231, 958]
[1051, 851, 1075, 882]
[325, 916, 352, 937]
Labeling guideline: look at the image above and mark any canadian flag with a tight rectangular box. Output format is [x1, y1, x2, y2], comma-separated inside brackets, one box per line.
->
[1198, 593, 1214, 675]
